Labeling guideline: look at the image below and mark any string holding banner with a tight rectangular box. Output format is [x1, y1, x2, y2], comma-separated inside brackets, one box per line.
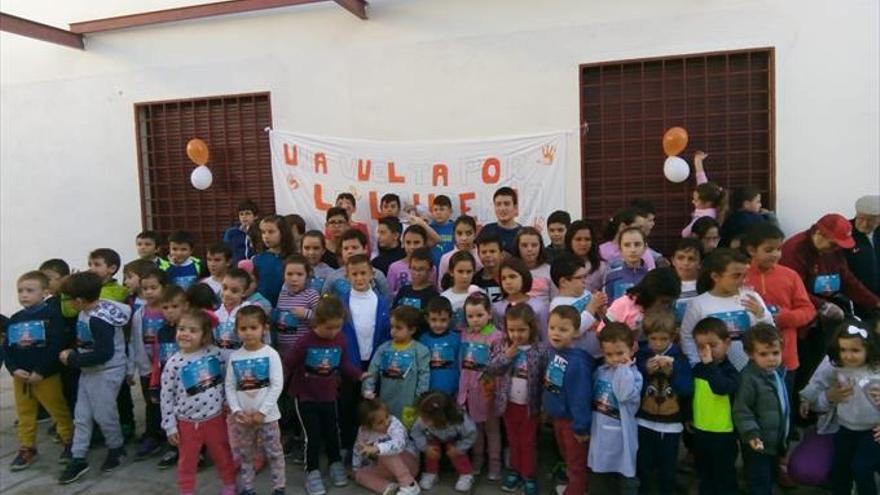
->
[269, 129, 570, 234]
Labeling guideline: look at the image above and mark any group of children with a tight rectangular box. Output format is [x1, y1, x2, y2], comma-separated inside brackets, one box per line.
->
[3, 155, 879, 495]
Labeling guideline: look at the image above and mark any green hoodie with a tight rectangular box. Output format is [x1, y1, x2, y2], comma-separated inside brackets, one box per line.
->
[61, 280, 130, 318]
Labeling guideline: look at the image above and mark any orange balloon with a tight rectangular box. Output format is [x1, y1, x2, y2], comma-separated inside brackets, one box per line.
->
[662, 127, 689, 156]
[186, 138, 209, 165]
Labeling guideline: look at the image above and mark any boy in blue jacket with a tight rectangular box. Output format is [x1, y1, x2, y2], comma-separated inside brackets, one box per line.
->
[57, 272, 132, 484]
[6, 271, 74, 471]
[339, 254, 391, 452]
[635, 308, 693, 495]
[419, 296, 461, 395]
[543, 306, 592, 495]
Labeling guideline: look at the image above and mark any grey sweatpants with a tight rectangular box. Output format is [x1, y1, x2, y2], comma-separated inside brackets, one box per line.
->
[72, 366, 125, 458]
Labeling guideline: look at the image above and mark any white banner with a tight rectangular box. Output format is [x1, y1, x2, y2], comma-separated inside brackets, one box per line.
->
[269, 129, 570, 233]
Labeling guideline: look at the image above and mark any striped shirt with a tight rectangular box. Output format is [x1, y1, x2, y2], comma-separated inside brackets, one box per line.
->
[274, 286, 319, 358]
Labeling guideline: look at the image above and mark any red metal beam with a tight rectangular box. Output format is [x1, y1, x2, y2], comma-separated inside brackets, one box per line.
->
[334, 0, 368, 20]
[69, 0, 329, 34]
[0, 12, 84, 49]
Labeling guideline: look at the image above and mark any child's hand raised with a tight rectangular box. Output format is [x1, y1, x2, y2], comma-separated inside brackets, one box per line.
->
[799, 400, 811, 419]
[504, 343, 519, 360]
[748, 437, 764, 452]
[740, 294, 765, 318]
[698, 344, 714, 365]
[587, 291, 608, 316]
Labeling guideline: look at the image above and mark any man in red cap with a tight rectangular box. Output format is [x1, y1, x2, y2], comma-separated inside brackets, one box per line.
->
[781, 213, 880, 319]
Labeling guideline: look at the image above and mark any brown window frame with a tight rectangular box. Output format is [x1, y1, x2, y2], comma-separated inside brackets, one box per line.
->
[134, 92, 275, 256]
[579, 47, 776, 255]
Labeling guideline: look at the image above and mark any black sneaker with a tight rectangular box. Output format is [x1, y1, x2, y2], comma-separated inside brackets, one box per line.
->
[58, 444, 73, 464]
[10, 448, 38, 471]
[157, 449, 178, 470]
[101, 447, 126, 472]
[58, 458, 89, 484]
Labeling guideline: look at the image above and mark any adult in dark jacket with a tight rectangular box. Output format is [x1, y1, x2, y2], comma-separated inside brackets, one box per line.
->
[846, 195, 880, 299]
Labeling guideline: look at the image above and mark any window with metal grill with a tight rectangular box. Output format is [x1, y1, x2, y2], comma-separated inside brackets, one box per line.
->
[135, 92, 275, 256]
[579, 48, 775, 255]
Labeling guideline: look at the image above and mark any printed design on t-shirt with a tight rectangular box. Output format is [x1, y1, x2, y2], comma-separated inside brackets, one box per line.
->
[709, 310, 751, 339]
[214, 321, 241, 349]
[7, 320, 47, 349]
[142, 315, 164, 344]
[640, 371, 678, 419]
[571, 294, 592, 313]
[674, 299, 689, 324]
[332, 278, 352, 298]
[767, 304, 780, 318]
[452, 307, 466, 331]
[429, 342, 456, 369]
[76, 320, 94, 350]
[485, 286, 503, 304]
[544, 354, 568, 393]
[396, 271, 411, 291]
[271, 308, 299, 333]
[232, 357, 271, 391]
[398, 296, 422, 310]
[380, 349, 414, 379]
[173, 275, 198, 290]
[593, 377, 620, 419]
[159, 342, 179, 363]
[513, 350, 529, 379]
[181, 355, 223, 396]
[812, 274, 841, 295]
[305, 347, 341, 376]
[460, 342, 490, 371]
[611, 281, 634, 301]
[309, 277, 325, 293]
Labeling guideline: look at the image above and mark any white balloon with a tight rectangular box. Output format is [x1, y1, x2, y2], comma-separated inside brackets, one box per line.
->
[663, 156, 690, 183]
[190, 165, 213, 190]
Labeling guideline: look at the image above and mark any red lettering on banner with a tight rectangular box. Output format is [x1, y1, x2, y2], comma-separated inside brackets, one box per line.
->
[314, 153, 327, 174]
[459, 192, 476, 215]
[387, 162, 405, 183]
[368, 191, 381, 220]
[427, 194, 436, 209]
[357, 159, 372, 181]
[283, 143, 298, 165]
[313, 184, 333, 211]
[432, 164, 448, 187]
[482, 157, 500, 184]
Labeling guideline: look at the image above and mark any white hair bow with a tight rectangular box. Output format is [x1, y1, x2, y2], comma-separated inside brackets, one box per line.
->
[846, 325, 868, 339]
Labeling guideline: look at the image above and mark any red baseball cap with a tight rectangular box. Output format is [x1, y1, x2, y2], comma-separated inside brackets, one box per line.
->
[816, 213, 855, 249]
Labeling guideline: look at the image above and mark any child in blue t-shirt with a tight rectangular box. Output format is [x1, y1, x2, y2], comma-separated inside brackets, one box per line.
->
[429, 195, 456, 266]
[419, 296, 461, 395]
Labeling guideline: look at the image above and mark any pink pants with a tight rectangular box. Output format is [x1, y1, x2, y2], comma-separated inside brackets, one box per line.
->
[354, 451, 419, 493]
[472, 415, 502, 475]
[178, 415, 236, 494]
[504, 403, 539, 479]
[553, 418, 588, 495]
[424, 438, 473, 475]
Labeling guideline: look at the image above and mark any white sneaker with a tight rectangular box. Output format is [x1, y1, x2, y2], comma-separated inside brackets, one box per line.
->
[397, 482, 421, 495]
[555, 484, 568, 495]
[419, 473, 438, 490]
[381, 482, 399, 495]
[454, 474, 475, 492]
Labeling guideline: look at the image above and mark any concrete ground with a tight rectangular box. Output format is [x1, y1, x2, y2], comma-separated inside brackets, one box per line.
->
[0, 370, 833, 494]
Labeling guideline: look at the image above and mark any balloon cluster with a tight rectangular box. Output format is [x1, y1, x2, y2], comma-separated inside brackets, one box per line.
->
[186, 138, 212, 190]
[662, 127, 689, 183]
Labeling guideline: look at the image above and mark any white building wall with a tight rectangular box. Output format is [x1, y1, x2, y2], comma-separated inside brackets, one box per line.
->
[1, 0, 878, 313]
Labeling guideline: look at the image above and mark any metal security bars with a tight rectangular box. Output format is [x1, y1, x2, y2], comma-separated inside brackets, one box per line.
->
[135, 92, 275, 255]
[579, 48, 775, 255]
